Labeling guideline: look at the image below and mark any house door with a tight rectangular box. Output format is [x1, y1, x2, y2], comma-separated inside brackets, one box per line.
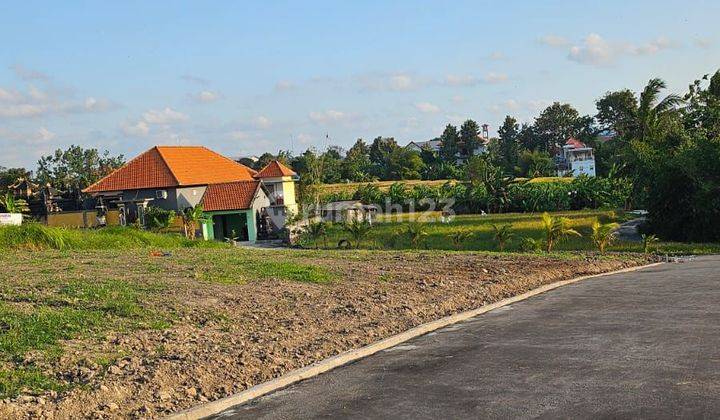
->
[212, 214, 248, 241]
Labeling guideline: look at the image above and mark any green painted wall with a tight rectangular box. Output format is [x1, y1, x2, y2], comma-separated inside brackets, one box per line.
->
[201, 209, 257, 242]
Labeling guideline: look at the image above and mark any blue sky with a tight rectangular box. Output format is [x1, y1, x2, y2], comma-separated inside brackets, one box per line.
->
[1, 0, 718, 168]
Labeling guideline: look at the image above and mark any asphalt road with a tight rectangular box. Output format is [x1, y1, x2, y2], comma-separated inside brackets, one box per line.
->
[212, 256, 720, 419]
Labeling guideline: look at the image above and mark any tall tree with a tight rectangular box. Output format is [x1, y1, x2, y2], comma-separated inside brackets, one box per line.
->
[595, 89, 638, 137]
[320, 146, 344, 184]
[496, 116, 520, 173]
[368, 137, 400, 178]
[36, 145, 124, 192]
[533, 102, 584, 153]
[342, 139, 373, 181]
[439, 124, 459, 161]
[0, 167, 33, 194]
[459, 119, 481, 157]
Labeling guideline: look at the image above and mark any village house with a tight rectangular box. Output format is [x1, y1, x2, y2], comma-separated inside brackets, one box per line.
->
[555, 138, 597, 177]
[82, 146, 298, 242]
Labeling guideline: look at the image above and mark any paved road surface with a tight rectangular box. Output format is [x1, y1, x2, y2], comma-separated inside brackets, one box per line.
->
[212, 256, 720, 419]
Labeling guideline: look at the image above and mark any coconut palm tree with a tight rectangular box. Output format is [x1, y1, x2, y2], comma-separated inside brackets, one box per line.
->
[637, 78, 683, 141]
[491, 224, 514, 251]
[591, 219, 619, 254]
[404, 222, 428, 249]
[541, 212, 581, 252]
[343, 219, 372, 249]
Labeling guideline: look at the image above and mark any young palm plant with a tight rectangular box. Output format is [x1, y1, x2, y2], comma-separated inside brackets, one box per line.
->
[641, 233, 660, 254]
[404, 222, 428, 249]
[591, 219, 619, 254]
[491, 224, 514, 251]
[181, 204, 209, 240]
[541, 212, 581, 252]
[304, 221, 327, 249]
[450, 229, 472, 250]
[343, 219, 372, 249]
[0, 193, 30, 214]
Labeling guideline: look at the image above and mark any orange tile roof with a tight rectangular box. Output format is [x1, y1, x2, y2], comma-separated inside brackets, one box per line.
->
[201, 181, 261, 211]
[83, 146, 256, 193]
[254, 160, 297, 178]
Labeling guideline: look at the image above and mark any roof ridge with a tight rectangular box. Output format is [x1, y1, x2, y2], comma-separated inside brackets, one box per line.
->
[201, 146, 257, 175]
[153, 146, 181, 185]
[83, 146, 176, 193]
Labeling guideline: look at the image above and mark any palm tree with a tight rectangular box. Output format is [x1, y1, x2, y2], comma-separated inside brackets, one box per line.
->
[181, 204, 209, 240]
[0, 193, 30, 214]
[343, 219, 372, 249]
[450, 229, 472, 250]
[491, 224, 514, 251]
[541, 212, 581, 252]
[304, 221, 327, 249]
[591, 219, 619, 254]
[641, 233, 659, 254]
[637, 78, 683, 141]
[404, 222, 428, 249]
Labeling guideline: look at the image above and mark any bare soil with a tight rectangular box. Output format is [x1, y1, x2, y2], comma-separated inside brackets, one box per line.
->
[0, 249, 648, 418]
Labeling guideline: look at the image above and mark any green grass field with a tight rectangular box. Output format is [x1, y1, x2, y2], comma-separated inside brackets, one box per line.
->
[313, 210, 720, 255]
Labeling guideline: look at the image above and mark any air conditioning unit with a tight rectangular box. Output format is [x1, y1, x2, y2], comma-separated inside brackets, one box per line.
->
[155, 190, 168, 199]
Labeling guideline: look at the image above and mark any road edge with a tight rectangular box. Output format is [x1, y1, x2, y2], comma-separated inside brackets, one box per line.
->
[166, 261, 663, 420]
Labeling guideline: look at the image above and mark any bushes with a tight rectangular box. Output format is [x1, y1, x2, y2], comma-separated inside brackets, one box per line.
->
[318, 176, 631, 214]
[0, 224, 222, 250]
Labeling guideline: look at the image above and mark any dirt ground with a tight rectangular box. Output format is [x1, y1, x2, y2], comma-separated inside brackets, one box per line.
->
[0, 249, 649, 418]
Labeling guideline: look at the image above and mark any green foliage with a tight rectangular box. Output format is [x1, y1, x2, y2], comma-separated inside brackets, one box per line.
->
[36, 145, 124, 193]
[181, 204, 209, 240]
[303, 220, 328, 248]
[403, 222, 428, 249]
[519, 237, 543, 253]
[343, 219, 372, 248]
[541, 212, 581, 252]
[0, 224, 220, 250]
[641, 233, 660, 254]
[0, 368, 66, 399]
[590, 219, 619, 254]
[517, 150, 555, 178]
[491, 224, 514, 251]
[0, 193, 30, 214]
[450, 229, 472, 250]
[144, 206, 176, 231]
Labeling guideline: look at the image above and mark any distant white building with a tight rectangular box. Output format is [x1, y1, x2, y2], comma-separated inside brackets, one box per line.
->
[556, 138, 596, 177]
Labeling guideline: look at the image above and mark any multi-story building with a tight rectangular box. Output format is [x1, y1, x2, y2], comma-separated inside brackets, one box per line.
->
[556, 138, 596, 177]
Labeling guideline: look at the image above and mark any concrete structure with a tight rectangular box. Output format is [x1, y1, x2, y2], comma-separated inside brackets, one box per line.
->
[83, 146, 298, 242]
[319, 200, 376, 223]
[556, 138, 596, 177]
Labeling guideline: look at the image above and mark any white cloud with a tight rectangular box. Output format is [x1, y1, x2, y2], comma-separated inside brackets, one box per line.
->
[253, 115, 272, 129]
[230, 131, 249, 140]
[37, 127, 55, 141]
[484, 72, 509, 84]
[358, 72, 426, 92]
[567, 33, 676, 66]
[309, 109, 348, 123]
[189, 90, 221, 103]
[451, 95, 464, 104]
[414, 102, 441, 114]
[444, 74, 479, 86]
[122, 107, 188, 137]
[539, 34, 571, 47]
[0, 84, 117, 119]
[121, 120, 150, 136]
[9, 65, 50, 81]
[274, 80, 296, 92]
[489, 51, 506, 61]
[142, 107, 188, 124]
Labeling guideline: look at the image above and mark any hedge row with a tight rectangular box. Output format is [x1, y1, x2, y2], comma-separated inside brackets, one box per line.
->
[320, 175, 632, 214]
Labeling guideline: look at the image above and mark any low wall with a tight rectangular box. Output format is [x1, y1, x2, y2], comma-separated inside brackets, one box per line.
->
[46, 210, 121, 228]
